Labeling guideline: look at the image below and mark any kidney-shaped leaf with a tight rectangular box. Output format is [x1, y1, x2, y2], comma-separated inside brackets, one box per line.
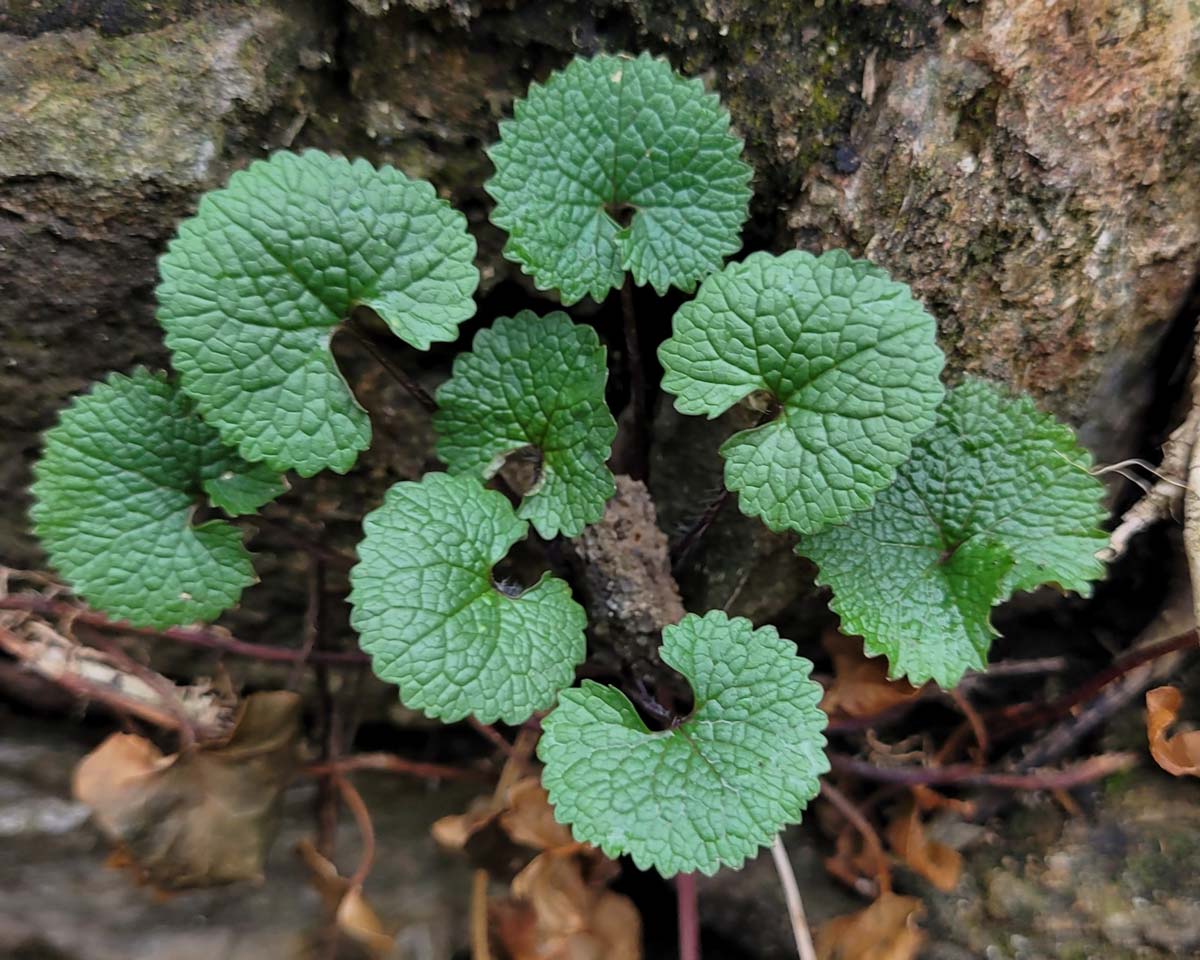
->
[800, 379, 1108, 688]
[158, 149, 479, 477]
[538, 610, 829, 876]
[486, 53, 752, 304]
[658, 250, 945, 535]
[434, 311, 617, 539]
[348, 473, 587, 724]
[31, 369, 284, 628]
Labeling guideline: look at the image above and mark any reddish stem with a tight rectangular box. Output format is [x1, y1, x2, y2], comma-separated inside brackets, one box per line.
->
[0, 594, 369, 665]
[821, 779, 891, 894]
[676, 872, 701, 960]
[306, 752, 489, 782]
[991, 629, 1198, 736]
[346, 317, 437, 413]
[621, 278, 648, 481]
[0, 622, 209, 737]
[827, 751, 1136, 790]
[334, 774, 376, 890]
[467, 718, 514, 756]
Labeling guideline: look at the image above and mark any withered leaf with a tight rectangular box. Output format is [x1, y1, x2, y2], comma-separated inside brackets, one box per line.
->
[73, 690, 301, 889]
[499, 777, 576, 852]
[815, 892, 926, 960]
[298, 839, 394, 959]
[433, 775, 576, 878]
[820, 630, 922, 719]
[496, 849, 642, 960]
[1146, 685, 1200, 777]
[884, 800, 962, 893]
[438, 774, 640, 958]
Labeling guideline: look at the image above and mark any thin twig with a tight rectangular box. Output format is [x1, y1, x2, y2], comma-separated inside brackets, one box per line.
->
[0, 595, 370, 665]
[671, 487, 730, 573]
[471, 869, 492, 960]
[315, 662, 340, 860]
[827, 751, 1136, 790]
[948, 688, 989, 761]
[287, 557, 325, 690]
[1104, 401, 1200, 561]
[0, 623, 203, 736]
[967, 656, 1070, 680]
[467, 718, 514, 756]
[346, 316, 437, 413]
[722, 564, 755, 614]
[676, 872, 701, 960]
[992, 629, 1198, 737]
[78, 627, 200, 750]
[820, 779, 891, 893]
[826, 698, 924, 734]
[306, 753, 489, 782]
[1012, 585, 1194, 774]
[671, 409, 774, 573]
[333, 775, 376, 890]
[621, 278, 648, 481]
[250, 517, 355, 570]
[771, 835, 818, 960]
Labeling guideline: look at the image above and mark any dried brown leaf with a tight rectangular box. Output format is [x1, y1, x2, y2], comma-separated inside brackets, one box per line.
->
[821, 630, 922, 719]
[884, 800, 962, 893]
[431, 795, 496, 853]
[433, 775, 579, 879]
[500, 777, 576, 852]
[815, 892, 926, 960]
[497, 849, 642, 960]
[73, 690, 301, 889]
[298, 839, 394, 959]
[910, 784, 975, 818]
[1146, 685, 1200, 777]
[824, 823, 890, 896]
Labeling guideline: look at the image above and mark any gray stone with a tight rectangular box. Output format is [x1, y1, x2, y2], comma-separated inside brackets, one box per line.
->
[0, 710, 477, 960]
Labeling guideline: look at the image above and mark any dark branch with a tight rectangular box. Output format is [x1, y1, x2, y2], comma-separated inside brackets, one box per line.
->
[0, 594, 369, 666]
[827, 751, 1136, 790]
[346, 316, 437, 413]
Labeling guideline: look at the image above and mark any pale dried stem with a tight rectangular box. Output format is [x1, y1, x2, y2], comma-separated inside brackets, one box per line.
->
[771, 835, 818, 960]
[471, 869, 492, 960]
[1105, 357, 1200, 562]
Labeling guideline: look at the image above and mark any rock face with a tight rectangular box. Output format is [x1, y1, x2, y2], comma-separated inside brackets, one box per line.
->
[789, 0, 1200, 463]
[0, 3, 332, 562]
[1, 1, 1197, 653]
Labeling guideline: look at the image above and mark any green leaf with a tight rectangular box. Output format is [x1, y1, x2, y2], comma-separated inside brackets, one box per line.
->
[200, 458, 288, 518]
[158, 149, 479, 477]
[433, 311, 617, 539]
[799, 378, 1109, 688]
[486, 52, 753, 304]
[30, 370, 284, 628]
[538, 611, 829, 876]
[348, 472, 587, 724]
[658, 249, 946, 535]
